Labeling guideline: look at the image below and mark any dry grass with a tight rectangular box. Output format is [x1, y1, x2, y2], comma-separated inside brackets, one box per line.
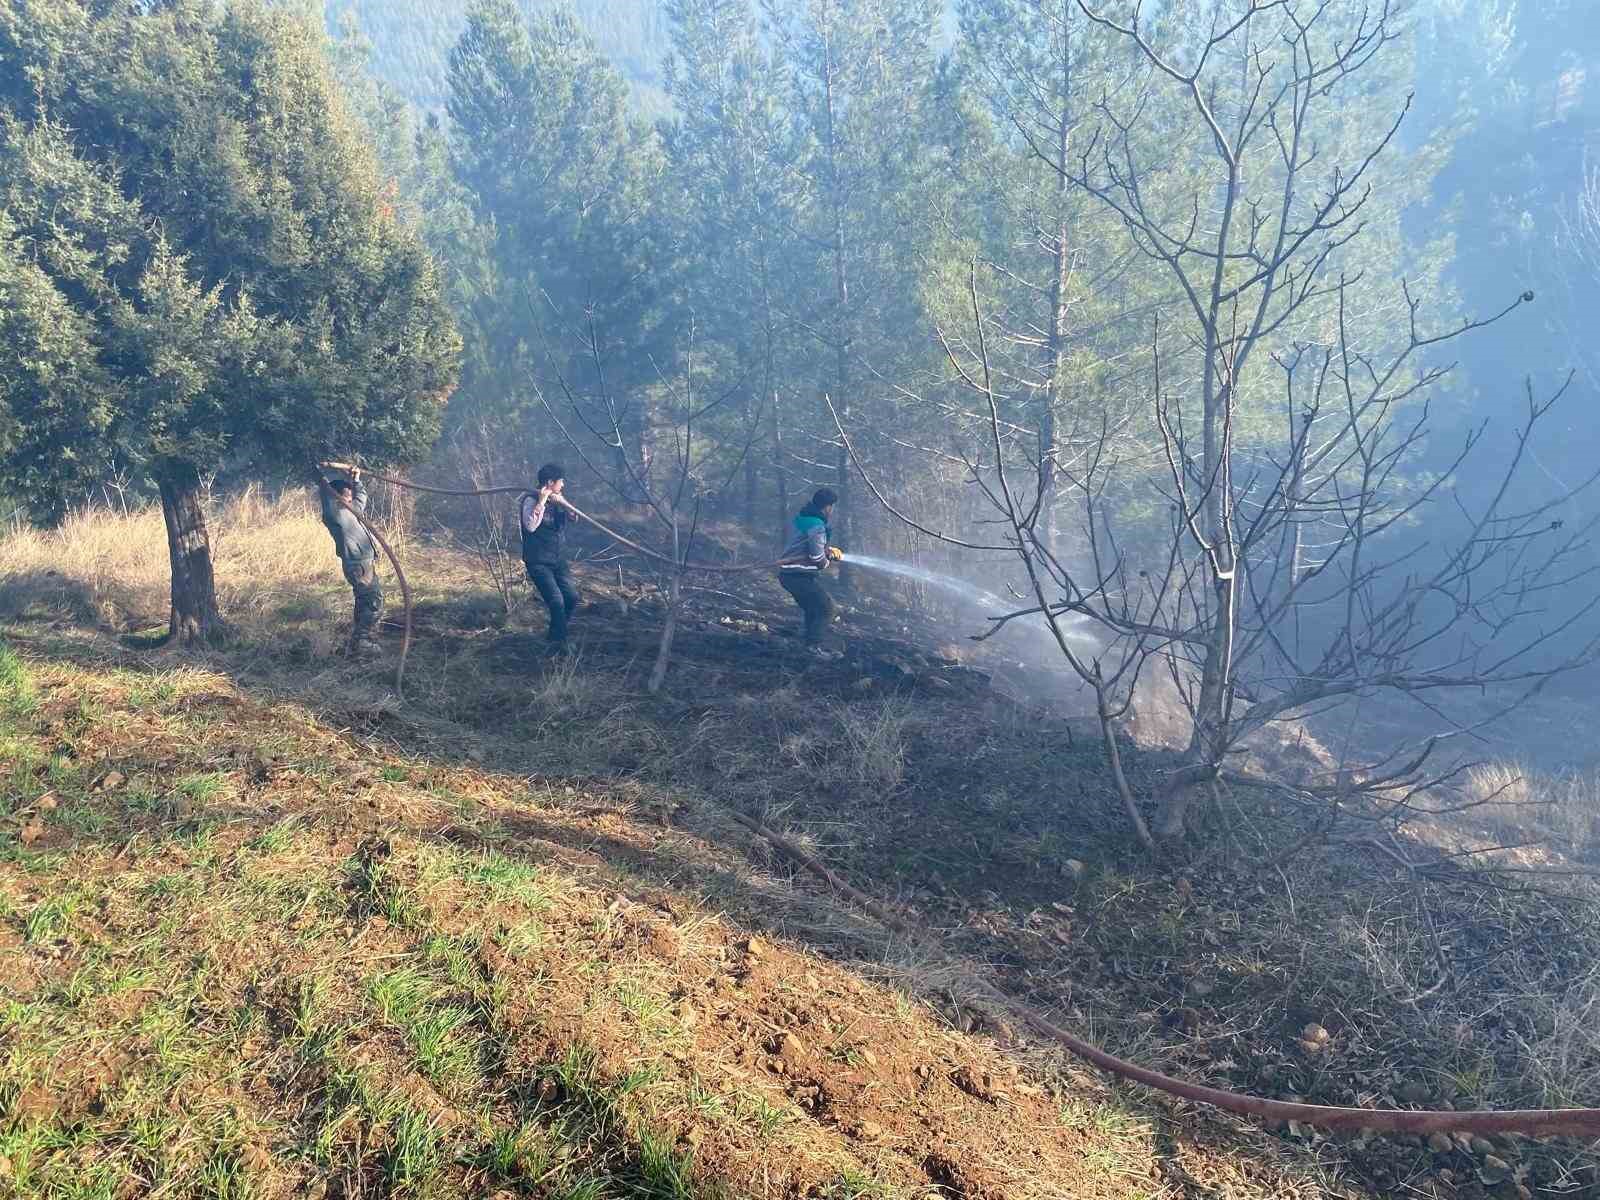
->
[1462, 761, 1600, 859]
[0, 487, 340, 631]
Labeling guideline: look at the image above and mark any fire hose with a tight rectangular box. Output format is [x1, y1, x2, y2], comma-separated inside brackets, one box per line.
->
[317, 463, 838, 692]
[317, 464, 1600, 1139]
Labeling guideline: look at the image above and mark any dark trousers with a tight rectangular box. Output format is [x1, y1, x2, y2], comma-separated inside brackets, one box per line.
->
[779, 571, 833, 645]
[526, 561, 579, 643]
[342, 558, 384, 642]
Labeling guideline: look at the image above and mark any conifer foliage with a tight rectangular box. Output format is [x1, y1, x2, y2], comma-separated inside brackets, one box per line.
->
[0, 0, 460, 642]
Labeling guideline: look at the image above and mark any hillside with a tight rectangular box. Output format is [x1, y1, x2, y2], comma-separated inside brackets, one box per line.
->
[2, 492, 1599, 1198]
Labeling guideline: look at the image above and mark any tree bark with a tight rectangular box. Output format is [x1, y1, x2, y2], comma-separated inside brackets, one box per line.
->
[156, 460, 220, 644]
[821, 22, 854, 591]
[772, 389, 790, 543]
[1040, 4, 1074, 547]
[743, 390, 759, 528]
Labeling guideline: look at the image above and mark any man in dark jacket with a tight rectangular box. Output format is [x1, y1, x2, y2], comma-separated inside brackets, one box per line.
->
[521, 463, 580, 651]
[777, 488, 844, 658]
[319, 468, 384, 654]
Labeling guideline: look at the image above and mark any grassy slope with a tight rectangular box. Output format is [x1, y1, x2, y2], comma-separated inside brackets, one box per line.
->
[0, 649, 1156, 1199]
[2, 493, 1598, 1199]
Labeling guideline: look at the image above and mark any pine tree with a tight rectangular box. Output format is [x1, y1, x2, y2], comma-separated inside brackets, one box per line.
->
[760, 0, 944, 569]
[662, 0, 802, 532]
[444, 0, 666, 474]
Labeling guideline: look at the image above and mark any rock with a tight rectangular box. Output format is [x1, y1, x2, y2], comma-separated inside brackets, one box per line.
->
[97, 770, 125, 791]
[860, 1049, 877, 1067]
[1479, 1155, 1512, 1186]
[856, 1121, 884, 1140]
[1188, 980, 1214, 999]
[951, 1066, 999, 1103]
[34, 793, 57, 813]
[1428, 1133, 1455, 1155]
[1063, 859, 1087, 880]
[778, 1032, 805, 1062]
[674, 1002, 698, 1030]
[1470, 1136, 1496, 1158]
[1301, 1023, 1331, 1045]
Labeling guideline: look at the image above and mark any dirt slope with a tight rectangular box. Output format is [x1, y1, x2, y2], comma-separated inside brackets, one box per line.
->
[0, 642, 1339, 1199]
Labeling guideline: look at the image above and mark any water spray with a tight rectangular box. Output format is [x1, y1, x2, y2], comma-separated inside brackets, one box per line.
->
[838, 552, 1095, 645]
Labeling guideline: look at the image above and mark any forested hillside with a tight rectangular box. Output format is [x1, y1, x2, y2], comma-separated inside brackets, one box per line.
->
[6, 4, 1600, 1196]
[327, 0, 677, 111]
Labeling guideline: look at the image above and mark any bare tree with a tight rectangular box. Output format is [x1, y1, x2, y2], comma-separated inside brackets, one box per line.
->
[830, 1, 1600, 852]
[430, 423, 526, 615]
[535, 305, 761, 694]
[1141, 278, 1600, 836]
[833, 262, 1175, 850]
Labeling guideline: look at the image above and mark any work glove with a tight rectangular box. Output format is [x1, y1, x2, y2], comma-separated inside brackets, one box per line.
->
[826, 546, 844, 562]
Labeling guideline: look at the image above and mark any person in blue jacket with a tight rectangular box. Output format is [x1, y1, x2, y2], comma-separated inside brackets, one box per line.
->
[777, 488, 844, 658]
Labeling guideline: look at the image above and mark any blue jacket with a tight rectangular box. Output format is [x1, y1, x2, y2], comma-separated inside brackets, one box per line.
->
[778, 509, 830, 573]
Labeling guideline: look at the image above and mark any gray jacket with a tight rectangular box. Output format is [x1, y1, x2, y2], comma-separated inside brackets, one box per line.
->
[321, 479, 375, 565]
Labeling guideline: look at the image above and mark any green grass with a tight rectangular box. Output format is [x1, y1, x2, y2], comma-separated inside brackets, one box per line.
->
[0, 637, 36, 719]
[24, 891, 80, 943]
[366, 964, 485, 1095]
[176, 771, 230, 801]
[451, 848, 552, 908]
[345, 848, 423, 929]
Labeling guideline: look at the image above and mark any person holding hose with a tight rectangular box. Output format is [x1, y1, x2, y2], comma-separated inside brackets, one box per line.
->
[318, 467, 384, 656]
[521, 463, 580, 653]
[777, 487, 845, 659]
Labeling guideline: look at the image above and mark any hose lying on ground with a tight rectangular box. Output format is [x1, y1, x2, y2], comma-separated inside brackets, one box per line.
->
[320, 465, 1600, 1137]
[730, 809, 1600, 1139]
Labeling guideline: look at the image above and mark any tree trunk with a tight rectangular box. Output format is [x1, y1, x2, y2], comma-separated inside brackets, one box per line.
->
[772, 389, 790, 544]
[743, 390, 759, 529]
[156, 460, 220, 644]
[822, 26, 854, 592]
[648, 572, 680, 695]
[1098, 684, 1154, 850]
[1040, 6, 1074, 547]
[758, 253, 789, 544]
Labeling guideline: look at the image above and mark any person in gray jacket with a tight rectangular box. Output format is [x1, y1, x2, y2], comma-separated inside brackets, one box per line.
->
[319, 468, 384, 654]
